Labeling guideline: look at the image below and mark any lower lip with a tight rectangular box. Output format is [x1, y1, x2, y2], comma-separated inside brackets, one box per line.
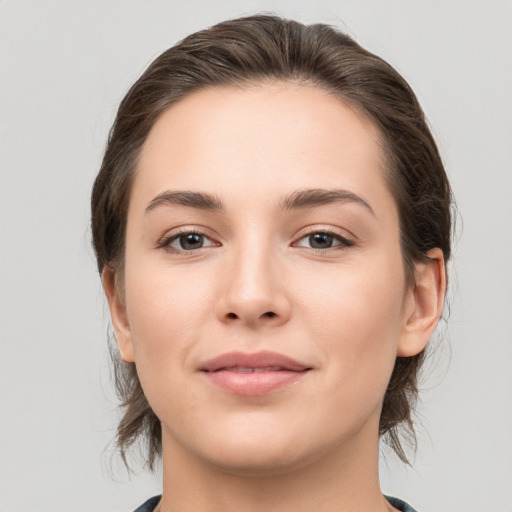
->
[203, 369, 308, 396]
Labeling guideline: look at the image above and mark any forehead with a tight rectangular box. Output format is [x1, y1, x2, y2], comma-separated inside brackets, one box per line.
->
[133, 83, 391, 214]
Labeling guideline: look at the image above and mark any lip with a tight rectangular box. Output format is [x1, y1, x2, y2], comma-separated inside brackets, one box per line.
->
[199, 350, 312, 396]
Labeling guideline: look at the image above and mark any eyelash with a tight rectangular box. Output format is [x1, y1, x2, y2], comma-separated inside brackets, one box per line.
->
[158, 228, 217, 253]
[294, 229, 355, 252]
[158, 228, 355, 253]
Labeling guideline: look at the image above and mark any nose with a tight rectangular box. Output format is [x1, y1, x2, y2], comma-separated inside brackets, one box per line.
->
[216, 244, 292, 328]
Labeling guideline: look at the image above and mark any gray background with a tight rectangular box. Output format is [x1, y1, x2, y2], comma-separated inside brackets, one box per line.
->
[1, 1, 511, 511]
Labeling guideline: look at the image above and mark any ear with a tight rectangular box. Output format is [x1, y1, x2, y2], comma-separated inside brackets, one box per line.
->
[102, 267, 135, 363]
[397, 248, 446, 357]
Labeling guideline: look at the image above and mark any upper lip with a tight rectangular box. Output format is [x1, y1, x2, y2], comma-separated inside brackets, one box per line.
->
[199, 350, 311, 372]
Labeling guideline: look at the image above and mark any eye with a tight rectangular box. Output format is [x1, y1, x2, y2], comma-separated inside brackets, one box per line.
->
[295, 231, 353, 250]
[161, 231, 217, 252]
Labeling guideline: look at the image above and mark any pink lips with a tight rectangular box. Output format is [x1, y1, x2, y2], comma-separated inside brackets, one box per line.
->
[199, 350, 311, 396]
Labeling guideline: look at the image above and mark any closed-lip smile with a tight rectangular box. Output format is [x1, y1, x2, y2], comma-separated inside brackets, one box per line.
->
[199, 350, 312, 396]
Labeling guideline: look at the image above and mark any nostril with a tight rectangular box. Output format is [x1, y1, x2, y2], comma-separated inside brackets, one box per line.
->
[224, 311, 278, 321]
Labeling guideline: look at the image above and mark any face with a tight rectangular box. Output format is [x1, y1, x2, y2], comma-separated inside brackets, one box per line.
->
[108, 84, 430, 475]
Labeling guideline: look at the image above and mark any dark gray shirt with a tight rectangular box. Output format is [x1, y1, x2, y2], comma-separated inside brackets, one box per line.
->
[133, 495, 418, 511]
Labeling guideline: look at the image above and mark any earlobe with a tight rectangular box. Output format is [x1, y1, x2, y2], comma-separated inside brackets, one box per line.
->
[102, 267, 135, 363]
[397, 248, 446, 357]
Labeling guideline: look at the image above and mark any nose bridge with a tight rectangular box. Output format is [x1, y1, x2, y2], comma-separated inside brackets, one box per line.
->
[218, 230, 290, 326]
[234, 237, 273, 299]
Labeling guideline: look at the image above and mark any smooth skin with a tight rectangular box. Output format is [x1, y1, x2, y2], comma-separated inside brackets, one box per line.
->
[103, 83, 445, 512]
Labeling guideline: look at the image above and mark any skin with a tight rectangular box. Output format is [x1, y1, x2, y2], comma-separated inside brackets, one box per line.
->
[104, 84, 445, 512]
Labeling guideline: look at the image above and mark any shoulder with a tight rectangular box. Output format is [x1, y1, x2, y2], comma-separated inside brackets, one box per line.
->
[132, 495, 161, 512]
[385, 495, 419, 512]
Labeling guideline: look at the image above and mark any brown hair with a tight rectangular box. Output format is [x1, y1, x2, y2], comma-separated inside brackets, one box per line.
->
[91, 14, 452, 468]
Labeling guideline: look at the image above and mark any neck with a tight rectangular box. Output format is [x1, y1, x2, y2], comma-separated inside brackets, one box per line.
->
[158, 421, 395, 512]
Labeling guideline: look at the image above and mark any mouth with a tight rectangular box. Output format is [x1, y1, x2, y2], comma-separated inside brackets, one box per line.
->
[199, 351, 312, 396]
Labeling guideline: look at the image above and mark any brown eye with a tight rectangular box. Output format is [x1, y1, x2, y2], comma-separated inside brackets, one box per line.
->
[295, 231, 353, 250]
[309, 233, 334, 249]
[178, 233, 205, 250]
[162, 231, 217, 252]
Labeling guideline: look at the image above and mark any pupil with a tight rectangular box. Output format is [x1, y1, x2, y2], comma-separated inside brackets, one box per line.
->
[180, 233, 203, 250]
[310, 233, 333, 249]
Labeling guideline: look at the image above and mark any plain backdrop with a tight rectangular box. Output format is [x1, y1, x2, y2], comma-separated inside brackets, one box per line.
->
[1, 1, 511, 511]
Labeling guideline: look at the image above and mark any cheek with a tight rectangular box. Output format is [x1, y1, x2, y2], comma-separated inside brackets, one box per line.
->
[123, 258, 215, 370]
[296, 252, 406, 394]
[300, 253, 405, 330]
[121, 259, 221, 424]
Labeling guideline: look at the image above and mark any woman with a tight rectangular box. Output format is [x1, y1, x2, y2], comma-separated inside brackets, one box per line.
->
[91, 14, 451, 512]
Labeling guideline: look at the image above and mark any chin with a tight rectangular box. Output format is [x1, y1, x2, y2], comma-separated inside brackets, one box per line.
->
[203, 444, 315, 478]
[183, 419, 331, 478]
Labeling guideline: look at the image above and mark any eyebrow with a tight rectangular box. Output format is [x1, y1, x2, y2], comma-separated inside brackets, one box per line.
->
[145, 191, 224, 213]
[280, 188, 375, 216]
[145, 188, 375, 216]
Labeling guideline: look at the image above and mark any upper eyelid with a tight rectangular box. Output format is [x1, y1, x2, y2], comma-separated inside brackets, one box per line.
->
[157, 225, 356, 247]
[293, 225, 356, 242]
[159, 226, 217, 242]
[294, 231, 354, 248]
[157, 228, 219, 252]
